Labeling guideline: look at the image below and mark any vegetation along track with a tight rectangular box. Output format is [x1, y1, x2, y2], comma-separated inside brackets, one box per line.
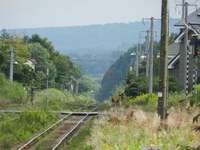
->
[17, 106, 97, 150]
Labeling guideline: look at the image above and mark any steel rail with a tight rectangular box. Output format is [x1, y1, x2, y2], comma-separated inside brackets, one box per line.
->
[17, 113, 72, 150]
[17, 106, 97, 150]
[52, 106, 97, 150]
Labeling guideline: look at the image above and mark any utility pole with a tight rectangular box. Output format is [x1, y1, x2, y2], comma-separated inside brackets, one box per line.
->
[184, 2, 189, 96]
[182, 0, 185, 20]
[46, 68, 49, 105]
[158, 0, 169, 120]
[9, 49, 15, 83]
[143, 17, 159, 93]
[135, 45, 139, 77]
[176, 2, 197, 96]
[149, 17, 154, 93]
[146, 30, 150, 77]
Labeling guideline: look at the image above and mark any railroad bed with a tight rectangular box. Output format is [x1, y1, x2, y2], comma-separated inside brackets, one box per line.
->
[16, 106, 97, 150]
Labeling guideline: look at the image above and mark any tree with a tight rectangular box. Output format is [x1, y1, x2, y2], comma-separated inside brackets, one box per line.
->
[0, 30, 31, 82]
[28, 43, 56, 88]
[52, 52, 81, 89]
[124, 71, 148, 97]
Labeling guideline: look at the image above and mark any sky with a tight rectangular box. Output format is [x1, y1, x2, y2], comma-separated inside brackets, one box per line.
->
[0, 0, 200, 29]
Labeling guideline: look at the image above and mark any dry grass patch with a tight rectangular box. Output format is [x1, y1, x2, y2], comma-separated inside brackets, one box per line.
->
[89, 106, 200, 150]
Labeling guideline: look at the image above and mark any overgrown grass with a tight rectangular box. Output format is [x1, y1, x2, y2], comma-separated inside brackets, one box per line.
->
[65, 117, 95, 150]
[89, 106, 200, 150]
[34, 89, 96, 111]
[0, 73, 26, 104]
[0, 110, 59, 149]
[34, 88, 67, 110]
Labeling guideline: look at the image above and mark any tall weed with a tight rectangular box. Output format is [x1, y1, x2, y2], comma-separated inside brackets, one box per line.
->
[0, 74, 26, 104]
[89, 106, 200, 150]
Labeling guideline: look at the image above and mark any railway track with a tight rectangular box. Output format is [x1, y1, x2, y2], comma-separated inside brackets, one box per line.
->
[17, 106, 97, 150]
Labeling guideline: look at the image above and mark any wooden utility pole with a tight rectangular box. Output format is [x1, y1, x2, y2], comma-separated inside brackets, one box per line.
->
[158, 0, 169, 120]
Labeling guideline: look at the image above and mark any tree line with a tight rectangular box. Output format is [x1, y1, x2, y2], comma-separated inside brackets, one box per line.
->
[0, 29, 82, 92]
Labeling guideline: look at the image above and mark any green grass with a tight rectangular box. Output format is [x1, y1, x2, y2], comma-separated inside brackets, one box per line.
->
[64, 117, 95, 150]
[0, 73, 26, 104]
[0, 110, 59, 149]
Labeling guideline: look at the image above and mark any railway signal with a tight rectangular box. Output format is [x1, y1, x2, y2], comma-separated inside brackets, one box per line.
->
[190, 37, 200, 56]
[189, 35, 200, 93]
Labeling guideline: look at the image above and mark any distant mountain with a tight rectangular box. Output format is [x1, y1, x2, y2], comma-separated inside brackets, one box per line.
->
[5, 18, 179, 77]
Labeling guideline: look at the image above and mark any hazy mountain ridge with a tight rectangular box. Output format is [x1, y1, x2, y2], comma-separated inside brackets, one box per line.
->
[6, 19, 179, 56]
[5, 19, 179, 77]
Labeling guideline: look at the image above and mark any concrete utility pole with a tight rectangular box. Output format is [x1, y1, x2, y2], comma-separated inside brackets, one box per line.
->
[46, 68, 49, 105]
[143, 17, 158, 93]
[146, 30, 150, 77]
[184, 2, 189, 95]
[182, 0, 185, 20]
[143, 17, 159, 93]
[9, 49, 15, 83]
[176, 2, 197, 95]
[158, 0, 169, 120]
[149, 17, 154, 93]
[135, 44, 139, 77]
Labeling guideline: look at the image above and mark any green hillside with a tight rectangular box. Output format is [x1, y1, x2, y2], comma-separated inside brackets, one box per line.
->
[97, 47, 135, 101]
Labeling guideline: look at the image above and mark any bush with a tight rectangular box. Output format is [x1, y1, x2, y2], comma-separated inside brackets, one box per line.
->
[167, 92, 186, 107]
[64, 92, 76, 102]
[34, 88, 67, 110]
[0, 73, 26, 104]
[124, 93, 158, 105]
[190, 85, 200, 106]
[74, 92, 96, 103]
[34, 89, 96, 110]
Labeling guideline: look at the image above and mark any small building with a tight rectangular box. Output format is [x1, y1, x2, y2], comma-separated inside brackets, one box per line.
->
[24, 59, 37, 71]
[168, 8, 200, 91]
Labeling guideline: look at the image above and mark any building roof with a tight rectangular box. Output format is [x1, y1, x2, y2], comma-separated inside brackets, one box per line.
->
[29, 59, 38, 65]
[168, 53, 180, 69]
[175, 8, 200, 28]
[168, 43, 180, 56]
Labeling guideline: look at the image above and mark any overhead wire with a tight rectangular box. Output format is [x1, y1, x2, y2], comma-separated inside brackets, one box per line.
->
[191, 0, 200, 4]
[172, 0, 200, 37]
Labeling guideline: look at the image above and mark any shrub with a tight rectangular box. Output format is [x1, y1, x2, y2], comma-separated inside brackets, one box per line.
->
[34, 88, 67, 110]
[0, 74, 26, 104]
[189, 85, 200, 106]
[74, 92, 95, 103]
[167, 92, 186, 107]
[124, 93, 158, 105]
